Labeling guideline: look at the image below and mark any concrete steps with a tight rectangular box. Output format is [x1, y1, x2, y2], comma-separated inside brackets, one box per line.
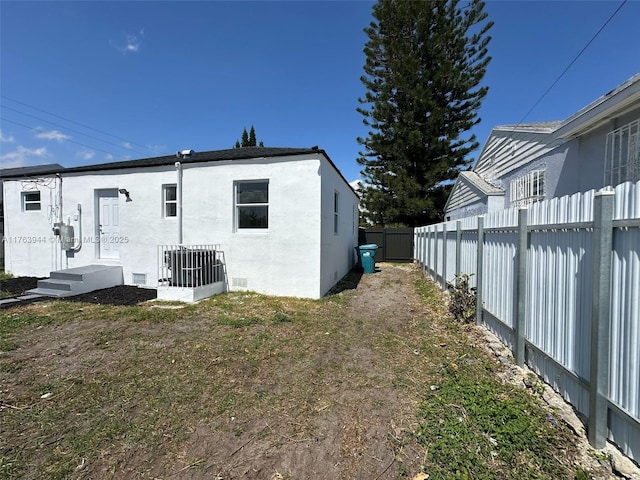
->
[27, 265, 124, 298]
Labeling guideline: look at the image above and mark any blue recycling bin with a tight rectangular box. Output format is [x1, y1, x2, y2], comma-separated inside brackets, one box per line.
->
[357, 244, 378, 274]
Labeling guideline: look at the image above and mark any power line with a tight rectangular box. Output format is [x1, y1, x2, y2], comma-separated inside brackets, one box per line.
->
[516, 0, 627, 125]
[2, 117, 126, 158]
[1, 104, 149, 157]
[0, 94, 157, 154]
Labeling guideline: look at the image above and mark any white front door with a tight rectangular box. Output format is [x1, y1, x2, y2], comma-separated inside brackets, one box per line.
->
[98, 189, 120, 259]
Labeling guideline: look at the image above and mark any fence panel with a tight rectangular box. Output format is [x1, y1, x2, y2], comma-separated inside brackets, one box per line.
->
[359, 228, 414, 262]
[413, 180, 640, 461]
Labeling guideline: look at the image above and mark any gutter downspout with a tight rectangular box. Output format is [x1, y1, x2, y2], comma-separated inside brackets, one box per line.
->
[57, 174, 64, 269]
[175, 161, 183, 245]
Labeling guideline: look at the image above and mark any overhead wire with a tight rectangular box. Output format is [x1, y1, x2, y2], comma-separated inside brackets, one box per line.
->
[2, 118, 126, 158]
[514, 0, 627, 126]
[1, 94, 156, 154]
[1, 104, 150, 157]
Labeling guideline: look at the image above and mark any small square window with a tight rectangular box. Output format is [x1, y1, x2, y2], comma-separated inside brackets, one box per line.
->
[163, 184, 177, 218]
[22, 191, 41, 211]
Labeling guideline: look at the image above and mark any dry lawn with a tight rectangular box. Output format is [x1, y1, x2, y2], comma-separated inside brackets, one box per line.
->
[0, 263, 610, 479]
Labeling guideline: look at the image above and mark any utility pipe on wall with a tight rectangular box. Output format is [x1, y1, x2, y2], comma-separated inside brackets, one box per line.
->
[175, 161, 183, 245]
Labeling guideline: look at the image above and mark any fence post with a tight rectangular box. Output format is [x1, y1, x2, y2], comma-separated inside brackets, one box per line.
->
[476, 216, 484, 326]
[442, 223, 448, 288]
[514, 208, 528, 367]
[423, 229, 428, 274]
[429, 227, 438, 282]
[455, 220, 462, 278]
[588, 191, 614, 449]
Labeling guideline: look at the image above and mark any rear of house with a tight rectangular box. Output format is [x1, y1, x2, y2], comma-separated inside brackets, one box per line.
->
[2, 147, 359, 299]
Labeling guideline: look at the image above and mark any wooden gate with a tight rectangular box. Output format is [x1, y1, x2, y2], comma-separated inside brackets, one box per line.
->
[358, 228, 414, 262]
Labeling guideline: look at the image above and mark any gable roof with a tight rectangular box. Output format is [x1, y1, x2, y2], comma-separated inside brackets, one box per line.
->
[444, 171, 504, 214]
[473, 125, 567, 180]
[493, 121, 563, 134]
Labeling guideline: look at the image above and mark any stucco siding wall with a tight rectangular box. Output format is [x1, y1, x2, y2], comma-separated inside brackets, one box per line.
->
[183, 156, 323, 299]
[319, 158, 358, 297]
[3, 177, 63, 276]
[3, 154, 342, 298]
[500, 147, 568, 207]
[446, 198, 488, 221]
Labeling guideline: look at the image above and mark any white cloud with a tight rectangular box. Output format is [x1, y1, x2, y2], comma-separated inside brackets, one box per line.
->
[120, 29, 144, 54]
[121, 142, 133, 149]
[0, 146, 49, 168]
[35, 129, 71, 143]
[77, 150, 95, 161]
[105, 154, 114, 161]
[0, 130, 15, 143]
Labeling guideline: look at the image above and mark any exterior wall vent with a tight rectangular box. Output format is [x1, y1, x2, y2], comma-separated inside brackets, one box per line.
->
[132, 273, 147, 285]
[232, 278, 248, 288]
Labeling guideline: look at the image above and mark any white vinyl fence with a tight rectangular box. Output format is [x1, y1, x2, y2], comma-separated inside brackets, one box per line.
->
[415, 181, 640, 461]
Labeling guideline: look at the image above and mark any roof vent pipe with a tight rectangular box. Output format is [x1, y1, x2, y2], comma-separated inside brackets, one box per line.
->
[176, 149, 195, 159]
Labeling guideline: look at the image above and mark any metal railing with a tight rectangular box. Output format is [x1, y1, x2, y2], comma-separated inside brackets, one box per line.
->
[157, 244, 223, 288]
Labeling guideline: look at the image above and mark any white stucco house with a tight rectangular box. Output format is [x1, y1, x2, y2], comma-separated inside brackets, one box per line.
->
[2, 147, 359, 300]
[445, 72, 640, 220]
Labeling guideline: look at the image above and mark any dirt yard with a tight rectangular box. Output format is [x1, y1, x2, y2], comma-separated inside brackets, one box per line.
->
[0, 264, 625, 479]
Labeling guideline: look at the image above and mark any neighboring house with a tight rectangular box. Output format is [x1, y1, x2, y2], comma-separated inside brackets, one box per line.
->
[0, 163, 64, 271]
[2, 147, 359, 299]
[445, 72, 640, 220]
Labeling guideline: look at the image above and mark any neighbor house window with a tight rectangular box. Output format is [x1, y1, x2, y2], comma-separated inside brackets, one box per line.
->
[334, 191, 339, 234]
[22, 191, 41, 211]
[235, 180, 268, 229]
[605, 118, 640, 186]
[163, 184, 177, 218]
[510, 170, 545, 207]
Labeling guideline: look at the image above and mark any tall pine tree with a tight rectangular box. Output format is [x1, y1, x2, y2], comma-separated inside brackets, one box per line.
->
[357, 0, 492, 226]
[234, 125, 264, 148]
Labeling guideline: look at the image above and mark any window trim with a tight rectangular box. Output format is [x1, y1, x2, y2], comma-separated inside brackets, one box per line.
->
[605, 118, 640, 186]
[162, 184, 177, 218]
[234, 180, 269, 231]
[333, 191, 339, 235]
[510, 169, 545, 207]
[22, 191, 41, 212]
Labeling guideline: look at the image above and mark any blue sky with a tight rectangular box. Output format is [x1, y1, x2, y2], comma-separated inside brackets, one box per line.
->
[1, 1, 639, 183]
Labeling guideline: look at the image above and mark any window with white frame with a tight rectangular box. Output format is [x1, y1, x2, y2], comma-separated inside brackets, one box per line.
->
[22, 191, 41, 211]
[235, 180, 268, 229]
[605, 118, 640, 186]
[510, 170, 545, 207]
[334, 191, 339, 235]
[163, 184, 177, 218]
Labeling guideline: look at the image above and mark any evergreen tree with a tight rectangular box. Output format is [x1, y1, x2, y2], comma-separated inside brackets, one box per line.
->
[357, 0, 492, 226]
[234, 126, 264, 148]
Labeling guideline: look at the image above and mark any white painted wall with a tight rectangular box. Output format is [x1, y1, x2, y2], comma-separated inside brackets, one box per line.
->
[319, 157, 359, 296]
[3, 153, 356, 299]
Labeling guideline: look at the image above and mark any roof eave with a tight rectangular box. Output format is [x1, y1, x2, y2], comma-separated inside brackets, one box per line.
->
[556, 74, 640, 139]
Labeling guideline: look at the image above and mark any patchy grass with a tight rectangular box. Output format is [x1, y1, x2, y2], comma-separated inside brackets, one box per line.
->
[0, 265, 599, 479]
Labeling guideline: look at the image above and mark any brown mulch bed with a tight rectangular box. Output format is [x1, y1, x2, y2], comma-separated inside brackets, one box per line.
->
[0, 276, 42, 297]
[1, 276, 156, 306]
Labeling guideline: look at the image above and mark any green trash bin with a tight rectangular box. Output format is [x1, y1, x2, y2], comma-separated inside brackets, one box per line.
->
[358, 244, 378, 274]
